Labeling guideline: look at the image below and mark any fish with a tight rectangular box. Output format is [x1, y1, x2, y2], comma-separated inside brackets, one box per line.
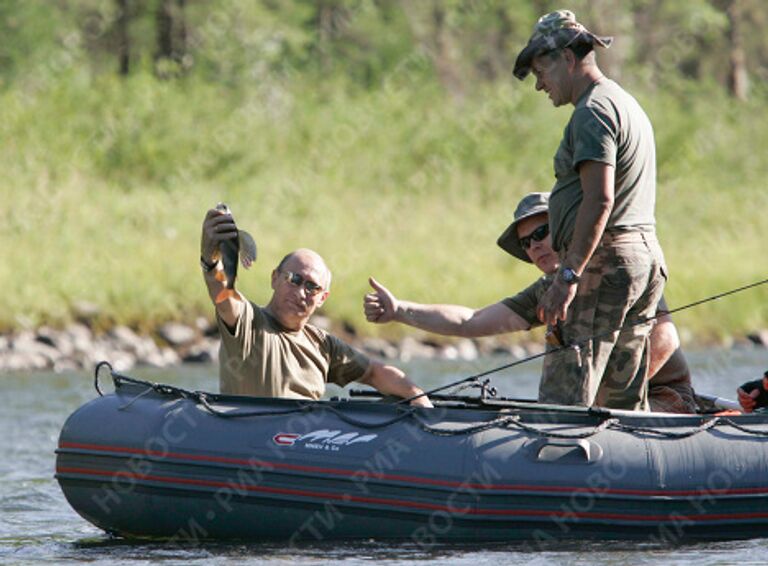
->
[213, 203, 257, 304]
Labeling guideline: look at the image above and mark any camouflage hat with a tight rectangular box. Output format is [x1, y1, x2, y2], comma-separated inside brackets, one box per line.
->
[513, 10, 613, 80]
[497, 192, 550, 263]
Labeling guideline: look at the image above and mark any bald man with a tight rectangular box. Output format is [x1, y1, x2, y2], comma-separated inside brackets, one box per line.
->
[201, 208, 431, 407]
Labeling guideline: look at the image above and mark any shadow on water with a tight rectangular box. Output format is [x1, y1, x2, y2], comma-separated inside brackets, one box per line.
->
[62, 535, 768, 565]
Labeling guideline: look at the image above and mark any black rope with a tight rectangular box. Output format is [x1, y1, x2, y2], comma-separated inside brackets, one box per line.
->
[397, 276, 768, 406]
[93, 360, 112, 396]
[94, 364, 768, 439]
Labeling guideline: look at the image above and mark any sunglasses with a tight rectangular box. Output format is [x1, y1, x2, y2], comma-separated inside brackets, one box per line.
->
[518, 223, 549, 250]
[282, 271, 324, 296]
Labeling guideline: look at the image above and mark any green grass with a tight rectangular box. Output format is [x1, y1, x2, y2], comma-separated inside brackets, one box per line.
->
[0, 71, 765, 342]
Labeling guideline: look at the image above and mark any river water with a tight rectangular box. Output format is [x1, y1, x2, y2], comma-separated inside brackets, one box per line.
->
[2, 349, 767, 565]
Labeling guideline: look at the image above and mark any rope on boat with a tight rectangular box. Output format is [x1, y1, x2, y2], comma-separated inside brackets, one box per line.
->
[95, 363, 768, 440]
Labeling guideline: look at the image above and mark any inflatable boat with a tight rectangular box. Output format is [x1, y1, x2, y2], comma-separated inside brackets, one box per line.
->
[55, 363, 768, 543]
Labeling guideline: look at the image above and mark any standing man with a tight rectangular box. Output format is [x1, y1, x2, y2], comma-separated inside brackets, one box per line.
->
[201, 207, 432, 407]
[512, 11, 666, 410]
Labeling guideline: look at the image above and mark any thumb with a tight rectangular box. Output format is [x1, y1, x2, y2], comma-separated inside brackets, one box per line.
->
[751, 388, 761, 399]
[369, 276, 386, 294]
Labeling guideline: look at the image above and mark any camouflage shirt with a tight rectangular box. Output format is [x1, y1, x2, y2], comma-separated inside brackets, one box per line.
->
[501, 275, 553, 328]
[549, 79, 657, 252]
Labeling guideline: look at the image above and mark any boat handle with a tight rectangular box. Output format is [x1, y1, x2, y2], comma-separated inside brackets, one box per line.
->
[533, 438, 602, 464]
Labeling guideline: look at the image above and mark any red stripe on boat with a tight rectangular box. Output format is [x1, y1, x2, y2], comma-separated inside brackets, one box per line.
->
[58, 441, 768, 497]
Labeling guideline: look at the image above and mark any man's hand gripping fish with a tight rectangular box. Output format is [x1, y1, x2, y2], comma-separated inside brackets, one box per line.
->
[213, 203, 257, 304]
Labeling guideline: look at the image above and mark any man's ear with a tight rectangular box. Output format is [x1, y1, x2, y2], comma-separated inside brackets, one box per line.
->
[563, 48, 577, 70]
[316, 290, 330, 307]
[270, 269, 279, 290]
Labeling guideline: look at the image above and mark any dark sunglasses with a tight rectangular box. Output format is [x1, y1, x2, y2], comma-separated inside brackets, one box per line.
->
[283, 271, 324, 296]
[518, 223, 549, 250]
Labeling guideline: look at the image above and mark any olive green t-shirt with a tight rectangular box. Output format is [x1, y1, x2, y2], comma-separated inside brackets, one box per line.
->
[218, 299, 370, 399]
[549, 79, 657, 252]
[501, 276, 552, 328]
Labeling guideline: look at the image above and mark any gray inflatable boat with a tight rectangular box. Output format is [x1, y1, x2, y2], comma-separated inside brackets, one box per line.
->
[55, 363, 768, 543]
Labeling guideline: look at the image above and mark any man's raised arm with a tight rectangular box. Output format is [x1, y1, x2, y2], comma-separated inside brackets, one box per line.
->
[200, 208, 243, 328]
[364, 277, 530, 338]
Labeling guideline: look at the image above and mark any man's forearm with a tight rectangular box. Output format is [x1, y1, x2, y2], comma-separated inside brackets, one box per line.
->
[563, 161, 614, 274]
[203, 265, 241, 327]
[363, 362, 432, 407]
[394, 301, 530, 338]
[394, 302, 476, 336]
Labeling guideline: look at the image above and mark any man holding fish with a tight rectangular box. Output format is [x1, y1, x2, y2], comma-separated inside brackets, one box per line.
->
[200, 204, 432, 407]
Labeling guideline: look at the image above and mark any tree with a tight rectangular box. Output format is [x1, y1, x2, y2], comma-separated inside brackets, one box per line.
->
[116, 0, 130, 75]
[723, 0, 749, 100]
[155, 0, 187, 77]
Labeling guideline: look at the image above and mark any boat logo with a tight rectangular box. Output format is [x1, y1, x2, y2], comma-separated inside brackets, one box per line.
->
[272, 429, 378, 451]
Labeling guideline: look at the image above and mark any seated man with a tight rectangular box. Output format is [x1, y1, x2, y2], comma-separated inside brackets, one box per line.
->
[737, 372, 768, 413]
[364, 193, 696, 413]
[201, 207, 431, 407]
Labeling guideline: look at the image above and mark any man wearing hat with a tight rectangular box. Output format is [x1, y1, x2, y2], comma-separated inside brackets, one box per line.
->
[364, 193, 696, 413]
[510, 10, 667, 409]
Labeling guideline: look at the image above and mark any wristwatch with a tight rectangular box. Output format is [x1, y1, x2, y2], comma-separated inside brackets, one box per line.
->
[200, 255, 219, 272]
[559, 267, 581, 285]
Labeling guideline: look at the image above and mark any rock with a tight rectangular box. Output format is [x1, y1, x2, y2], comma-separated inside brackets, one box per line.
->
[360, 337, 398, 359]
[135, 336, 163, 361]
[11, 331, 61, 366]
[65, 324, 94, 355]
[110, 351, 138, 372]
[398, 336, 437, 361]
[36, 327, 79, 357]
[182, 340, 218, 364]
[747, 330, 768, 348]
[195, 316, 217, 337]
[438, 345, 459, 360]
[35, 326, 57, 348]
[72, 300, 101, 325]
[108, 325, 144, 351]
[511, 344, 529, 359]
[455, 339, 479, 361]
[141, 347, 180, 368]
[523, 342, 545, 356]
[158, 322, 197, 347]
[87, 339, 135, 370]
[1, 351, 49, 371]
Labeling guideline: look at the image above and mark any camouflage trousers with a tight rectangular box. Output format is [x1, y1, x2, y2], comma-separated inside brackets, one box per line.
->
[538, 231, 666, 410]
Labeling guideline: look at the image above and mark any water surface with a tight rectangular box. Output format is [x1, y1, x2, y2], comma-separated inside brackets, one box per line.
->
[1, 349, 767, 565]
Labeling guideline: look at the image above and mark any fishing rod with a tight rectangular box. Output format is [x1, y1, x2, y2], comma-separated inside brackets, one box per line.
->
[397, 276, 768, 405]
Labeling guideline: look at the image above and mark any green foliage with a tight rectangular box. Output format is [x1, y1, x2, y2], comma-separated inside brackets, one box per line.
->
[0, 1, 765, 341]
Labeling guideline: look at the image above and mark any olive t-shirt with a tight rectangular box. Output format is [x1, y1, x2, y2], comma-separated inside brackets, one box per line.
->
[501, 276, 552, 328]
[218, 299, 370, 399]
[549, 79, 657, 252]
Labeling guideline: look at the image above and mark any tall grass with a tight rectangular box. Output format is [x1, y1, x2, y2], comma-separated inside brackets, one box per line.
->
[0, 71, 765, 342]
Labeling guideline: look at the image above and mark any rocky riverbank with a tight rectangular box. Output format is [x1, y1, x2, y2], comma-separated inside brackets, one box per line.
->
[1, 315, 766, 374]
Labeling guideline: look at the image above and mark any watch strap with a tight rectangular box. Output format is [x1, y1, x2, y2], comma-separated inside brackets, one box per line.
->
[200, 255, 219, 272]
